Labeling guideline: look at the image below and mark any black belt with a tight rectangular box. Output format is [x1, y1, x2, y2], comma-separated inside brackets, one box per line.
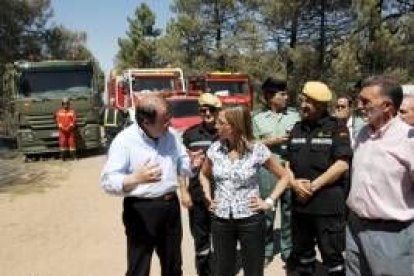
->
[132, 192, 177, 202]
[351, 212, 413, 231]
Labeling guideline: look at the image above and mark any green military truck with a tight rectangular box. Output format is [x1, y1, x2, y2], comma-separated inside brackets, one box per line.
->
[1, 60, 103, 159]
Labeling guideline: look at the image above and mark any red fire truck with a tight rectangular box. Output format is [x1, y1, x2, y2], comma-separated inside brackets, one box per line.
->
[188, 72, 253, 110]
[106, 70, 128, 110]
[108, 68, 200, 132]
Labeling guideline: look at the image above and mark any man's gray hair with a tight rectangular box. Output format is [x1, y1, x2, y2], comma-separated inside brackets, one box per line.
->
[361, 75, 403, 111]
[135, 95, 170, 125]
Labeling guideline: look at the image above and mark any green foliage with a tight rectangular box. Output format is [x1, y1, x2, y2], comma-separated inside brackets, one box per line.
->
[116, 0, 414, 100]
[44, 25, 92, 60]
[0, 0, 102, 99]
[115, 3, 161, 70]
[0, 0, 51, 64]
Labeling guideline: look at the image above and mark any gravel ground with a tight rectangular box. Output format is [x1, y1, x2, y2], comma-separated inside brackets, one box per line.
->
[0, 154, 294, 276]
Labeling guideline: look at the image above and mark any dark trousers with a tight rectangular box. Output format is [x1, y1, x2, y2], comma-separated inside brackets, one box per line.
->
[292, 212, 345, 276]
[122, 196, 182, 276]
[211, 213, 265, 276]
[188, 200, 212, 276]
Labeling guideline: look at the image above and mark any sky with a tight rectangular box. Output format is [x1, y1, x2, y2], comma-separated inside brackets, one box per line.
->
[50, 0, 173, 73]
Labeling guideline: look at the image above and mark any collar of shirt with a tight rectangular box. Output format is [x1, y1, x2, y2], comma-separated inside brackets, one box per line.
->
[347, 117, 353, 128]
[135, 123, 168, 146]
[302, 113, 331, 131]
[265, 109, 287, 121]
[366, 116, 397, 139]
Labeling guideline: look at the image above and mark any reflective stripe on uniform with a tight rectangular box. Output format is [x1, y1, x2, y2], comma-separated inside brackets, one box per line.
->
[311, 138, 332, 145]
[328, 264, 344, 272]
[299, 256, 316, 264]
[291, 138, 306, 144]
[196, 248, 210, 256]
[188, 141, 213, 148]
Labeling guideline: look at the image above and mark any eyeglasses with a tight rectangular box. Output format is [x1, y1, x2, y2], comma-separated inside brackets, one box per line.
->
[199, 106, 217, 114]
[335, 104, 348, 110]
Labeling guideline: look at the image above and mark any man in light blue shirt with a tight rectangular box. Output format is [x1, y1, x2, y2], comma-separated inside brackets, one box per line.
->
[101, 95, 200, 276]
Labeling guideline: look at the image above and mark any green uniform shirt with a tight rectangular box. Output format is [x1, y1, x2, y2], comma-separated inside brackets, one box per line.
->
[253, 108, 300, 161]
[252, 108, 300, 196]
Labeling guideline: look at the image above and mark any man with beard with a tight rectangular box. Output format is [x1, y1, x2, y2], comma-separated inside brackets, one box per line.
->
[287, 81, 352, 276]
[181, 93, 222, 276]
[346, 75, 414, 276]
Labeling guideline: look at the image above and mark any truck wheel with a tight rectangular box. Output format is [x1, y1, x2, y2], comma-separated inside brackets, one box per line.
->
[24, 154, 32, 163]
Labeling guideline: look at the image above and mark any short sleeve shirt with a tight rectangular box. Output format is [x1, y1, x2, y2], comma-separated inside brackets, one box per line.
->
[287, 115, 352, 215]
[207, 141, 271, 219]
[252, 108, 300, 160]
[182, 123, 217, 201]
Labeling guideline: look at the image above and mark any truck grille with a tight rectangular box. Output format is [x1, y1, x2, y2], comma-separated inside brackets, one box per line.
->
[23, 113, 88, 149]
[25, 113, 87, 130]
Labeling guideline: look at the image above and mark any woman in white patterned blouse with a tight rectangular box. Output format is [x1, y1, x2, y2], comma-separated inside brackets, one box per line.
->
[199, 106, 290, 276]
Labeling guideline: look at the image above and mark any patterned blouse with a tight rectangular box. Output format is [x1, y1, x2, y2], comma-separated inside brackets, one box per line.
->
[206, 140, 271, 219]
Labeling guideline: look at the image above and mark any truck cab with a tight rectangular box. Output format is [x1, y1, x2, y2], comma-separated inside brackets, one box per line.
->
[1, 60, 103, 158]
[188, 72, 253, 110]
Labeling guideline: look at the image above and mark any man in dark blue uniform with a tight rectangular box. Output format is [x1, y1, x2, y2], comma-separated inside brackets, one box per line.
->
[287, 81, 352, 276]
[181, 93, 222, 276]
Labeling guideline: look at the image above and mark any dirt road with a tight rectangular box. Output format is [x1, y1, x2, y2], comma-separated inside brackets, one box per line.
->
[0, 155, 287, 276]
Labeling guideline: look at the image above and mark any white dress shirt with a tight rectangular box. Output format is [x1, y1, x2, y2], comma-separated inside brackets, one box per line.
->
[100, 123, 192, 197]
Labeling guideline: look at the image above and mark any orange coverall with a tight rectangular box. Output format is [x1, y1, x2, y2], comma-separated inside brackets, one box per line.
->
[55, 108, 76, 151]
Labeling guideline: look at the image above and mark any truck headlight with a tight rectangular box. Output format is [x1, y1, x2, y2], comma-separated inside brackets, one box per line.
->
[83, 126, 99, 138]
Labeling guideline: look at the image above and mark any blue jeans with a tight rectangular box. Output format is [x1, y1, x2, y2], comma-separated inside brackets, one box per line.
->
[211, 213, 265, 276]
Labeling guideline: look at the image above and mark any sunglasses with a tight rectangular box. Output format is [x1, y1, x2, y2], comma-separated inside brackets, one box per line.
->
[199, 106, 218, 114]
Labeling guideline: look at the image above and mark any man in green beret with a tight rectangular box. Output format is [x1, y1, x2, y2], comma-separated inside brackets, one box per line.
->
[286, 81, 352, 276]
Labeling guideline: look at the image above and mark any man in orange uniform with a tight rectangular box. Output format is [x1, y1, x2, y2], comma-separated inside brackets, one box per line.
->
[55, 97, 77, 160]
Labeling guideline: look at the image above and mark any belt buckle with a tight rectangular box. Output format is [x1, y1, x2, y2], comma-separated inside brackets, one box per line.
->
[163, 193, 175, 201]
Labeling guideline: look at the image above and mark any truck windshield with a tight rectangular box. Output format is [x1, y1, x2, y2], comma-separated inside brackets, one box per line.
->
[20, 69, 92, 97]
[131, 77, 176, 92]
[168, 99, 199, 118]
[207, 81, 249, 96]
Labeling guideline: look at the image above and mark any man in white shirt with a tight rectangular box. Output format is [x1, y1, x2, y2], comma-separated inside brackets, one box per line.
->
[101, 95, 202, 276]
